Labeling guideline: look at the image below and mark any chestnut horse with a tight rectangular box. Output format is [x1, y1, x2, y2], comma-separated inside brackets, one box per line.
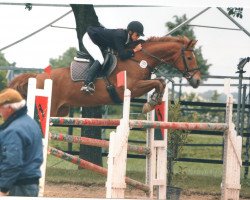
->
[9, 36, 201, 117]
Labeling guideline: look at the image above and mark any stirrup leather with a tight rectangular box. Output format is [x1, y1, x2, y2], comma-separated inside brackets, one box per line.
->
[80, 82, 95, 93]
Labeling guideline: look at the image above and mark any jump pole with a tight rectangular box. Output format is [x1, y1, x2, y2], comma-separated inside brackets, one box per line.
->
[48, 146, 150, 193]
[26, 77, 52, 197]
[50, 118, 228, 131]
[50, 132, 150, 155]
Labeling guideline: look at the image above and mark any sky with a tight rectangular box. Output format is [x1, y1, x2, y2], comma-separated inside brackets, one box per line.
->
[0, 1, 250, 94]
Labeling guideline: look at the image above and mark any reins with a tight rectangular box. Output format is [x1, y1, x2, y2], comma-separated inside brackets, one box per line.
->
[140, 45, 200, 81]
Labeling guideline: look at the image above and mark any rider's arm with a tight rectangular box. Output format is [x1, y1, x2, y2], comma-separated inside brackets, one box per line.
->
[113, 36, 135, 60]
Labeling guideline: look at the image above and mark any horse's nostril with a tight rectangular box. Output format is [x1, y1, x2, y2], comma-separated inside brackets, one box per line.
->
[190, 78, 201, 88]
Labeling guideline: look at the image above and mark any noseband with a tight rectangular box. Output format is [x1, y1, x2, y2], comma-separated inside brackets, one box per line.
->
[141, 45, 200, 81]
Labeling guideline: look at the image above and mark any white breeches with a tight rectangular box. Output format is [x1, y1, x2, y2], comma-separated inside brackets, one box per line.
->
[82, 33, 104, 65]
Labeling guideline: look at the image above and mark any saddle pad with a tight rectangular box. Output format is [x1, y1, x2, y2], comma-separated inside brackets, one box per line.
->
[70, 60, 89, 82]
[70, 54, 118, 82]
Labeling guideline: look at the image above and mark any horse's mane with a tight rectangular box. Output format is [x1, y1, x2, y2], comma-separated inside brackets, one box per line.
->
[146, 35, 190, 44]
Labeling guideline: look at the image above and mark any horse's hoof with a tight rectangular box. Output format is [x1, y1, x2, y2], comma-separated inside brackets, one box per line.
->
[142, 103, 154, 114]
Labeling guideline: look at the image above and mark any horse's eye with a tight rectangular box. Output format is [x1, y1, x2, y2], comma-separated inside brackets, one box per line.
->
[187, 57, 192, 60]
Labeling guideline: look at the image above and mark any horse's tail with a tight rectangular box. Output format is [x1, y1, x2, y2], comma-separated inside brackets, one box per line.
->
[8, 73, 37, 99]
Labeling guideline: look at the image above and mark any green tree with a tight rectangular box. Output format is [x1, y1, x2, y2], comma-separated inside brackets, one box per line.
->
[182, 92, 203, 102]
[49, 47, 77, 68]
[70, 4, 100, 52]
[47, 5, 102, 166]
[227, 7, 243, 18]
[211, 90, 220, 102]
[165, 14, 211, 77]
[70, 4, 102, 167]
[167, 101, 191, 186]
[0, 52, 11, 90]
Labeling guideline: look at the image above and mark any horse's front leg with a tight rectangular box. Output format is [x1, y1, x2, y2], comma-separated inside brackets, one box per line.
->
[131, 77, 166, 113]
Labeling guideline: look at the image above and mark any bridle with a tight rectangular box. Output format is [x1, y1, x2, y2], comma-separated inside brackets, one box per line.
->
[141, 44, 200, 81]
[172, 47, 200, 81]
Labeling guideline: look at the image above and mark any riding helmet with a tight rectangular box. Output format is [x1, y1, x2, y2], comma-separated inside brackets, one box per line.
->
[127, 21, 144, 36]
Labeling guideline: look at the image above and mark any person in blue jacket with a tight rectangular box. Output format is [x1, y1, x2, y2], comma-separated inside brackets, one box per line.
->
[0, 88, 43, 197]
[81, 21, 145, 93]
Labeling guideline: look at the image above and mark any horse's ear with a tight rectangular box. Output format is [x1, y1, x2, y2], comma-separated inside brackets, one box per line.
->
[187, 40, 198, 48]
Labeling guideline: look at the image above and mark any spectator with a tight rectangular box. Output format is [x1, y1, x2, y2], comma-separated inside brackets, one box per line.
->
[0, 88, 43, 196]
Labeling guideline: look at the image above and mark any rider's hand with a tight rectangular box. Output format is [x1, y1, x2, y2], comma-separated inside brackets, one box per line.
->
[133, 44, 142, 53]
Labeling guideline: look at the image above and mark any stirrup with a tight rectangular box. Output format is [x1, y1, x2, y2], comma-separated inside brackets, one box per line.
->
[80, 82, 95, 94]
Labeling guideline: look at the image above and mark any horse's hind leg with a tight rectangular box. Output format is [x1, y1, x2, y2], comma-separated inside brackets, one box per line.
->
[50, 103, 70, 117]
[57, 105, 70, 117]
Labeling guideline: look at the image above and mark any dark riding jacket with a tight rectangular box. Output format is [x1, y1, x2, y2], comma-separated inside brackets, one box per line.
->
[87, 26, 135, 60]
[0, 106, 43, 193]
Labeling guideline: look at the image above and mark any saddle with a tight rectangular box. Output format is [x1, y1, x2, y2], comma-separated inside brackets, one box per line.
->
[70, 51, 117, 82]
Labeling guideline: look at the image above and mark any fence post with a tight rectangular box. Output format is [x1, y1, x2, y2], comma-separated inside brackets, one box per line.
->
[146, 86, 168, 199]
[26, 78, 52, 197]
[221, 79, 242, 200]
[106, 89, 131, 198]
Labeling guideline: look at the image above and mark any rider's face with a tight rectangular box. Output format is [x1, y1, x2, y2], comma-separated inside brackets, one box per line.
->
[130, 32, 140, 41]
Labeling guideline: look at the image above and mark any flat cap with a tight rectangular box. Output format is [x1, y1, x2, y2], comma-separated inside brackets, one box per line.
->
[0, 88, 23, 107]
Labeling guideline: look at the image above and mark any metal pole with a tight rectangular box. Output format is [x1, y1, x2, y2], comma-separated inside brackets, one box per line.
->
[240, 85, 247, 136]
[244, 86, 250, 178]
[236, 58, 250, 134]
[166, 7, 211, 36]
[236, 65, 244, 134]
[67, 108, 74, 152]
[217, 7, 250, 37]
[171, 83, 175, 101]
[178, 78, 182, 100]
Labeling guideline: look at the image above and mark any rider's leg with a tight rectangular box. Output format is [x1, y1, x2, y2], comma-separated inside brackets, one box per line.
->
[80, 60, 101, 92]
[82, 33, 104, 64]
[81, 33, 104, 93]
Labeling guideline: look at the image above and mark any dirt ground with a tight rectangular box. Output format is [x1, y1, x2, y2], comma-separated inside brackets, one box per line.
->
[44, 182, 249, 200]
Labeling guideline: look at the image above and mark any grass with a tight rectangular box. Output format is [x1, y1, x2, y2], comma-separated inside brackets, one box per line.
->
[46, 154, 250, 198]
[174, 162, 250, 197]
[46, 126, 250, 198]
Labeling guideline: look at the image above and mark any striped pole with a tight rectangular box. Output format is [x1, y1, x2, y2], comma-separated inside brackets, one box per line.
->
[50, 117, 228, 131]
[49, 146, 150, 194]
[50, 132, 150, 155]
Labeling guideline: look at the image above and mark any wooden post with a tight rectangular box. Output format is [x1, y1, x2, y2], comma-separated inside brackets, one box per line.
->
[26, 78, 52, 197]
[221, 79, 242, 200]
[146, 87, 168, 199]
[106, 89, 131, 198]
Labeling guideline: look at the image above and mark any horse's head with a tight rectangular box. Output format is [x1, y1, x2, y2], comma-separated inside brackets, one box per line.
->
[172, 37, 200, 88]
[142, 36, 201, 88]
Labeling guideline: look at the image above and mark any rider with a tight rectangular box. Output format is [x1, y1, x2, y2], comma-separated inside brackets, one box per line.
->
[81, 21, 144, 93]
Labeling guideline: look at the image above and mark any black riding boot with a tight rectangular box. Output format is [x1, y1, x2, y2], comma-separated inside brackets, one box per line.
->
[81, 60, 101, 93]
